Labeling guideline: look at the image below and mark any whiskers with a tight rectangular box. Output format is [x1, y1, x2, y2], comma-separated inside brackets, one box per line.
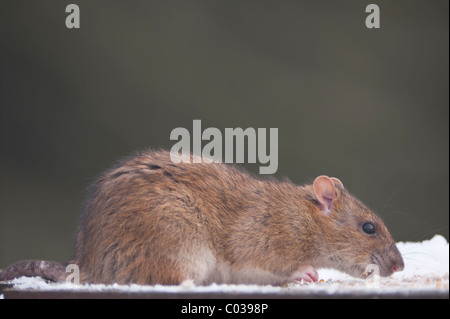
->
[398, 248, 435, 262]
[379, 190, 399, 218]
[410, 226, 448, 242]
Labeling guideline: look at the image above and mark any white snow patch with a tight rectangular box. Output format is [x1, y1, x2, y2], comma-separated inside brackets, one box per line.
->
[3, 235, 449, 296]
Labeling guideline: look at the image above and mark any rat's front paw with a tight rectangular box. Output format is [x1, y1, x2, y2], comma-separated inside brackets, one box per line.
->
[291, 265, 319, 283]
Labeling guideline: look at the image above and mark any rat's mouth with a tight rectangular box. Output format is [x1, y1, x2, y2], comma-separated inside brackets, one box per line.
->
[344, 262, 391, 279]
[362, 264, 382, 278]
[366, 249, 405, 278]
[328, 250, 404, 279]
[358, 260, 403, 279]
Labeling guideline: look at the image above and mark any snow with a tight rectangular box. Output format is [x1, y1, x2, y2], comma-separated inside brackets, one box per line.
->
[3, 235, 449, 297]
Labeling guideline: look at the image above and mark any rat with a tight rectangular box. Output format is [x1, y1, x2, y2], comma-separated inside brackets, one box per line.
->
[0, 149, 404, 285]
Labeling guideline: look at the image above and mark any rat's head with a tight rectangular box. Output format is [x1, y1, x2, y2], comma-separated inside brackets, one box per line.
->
[312, 175, 404, 279]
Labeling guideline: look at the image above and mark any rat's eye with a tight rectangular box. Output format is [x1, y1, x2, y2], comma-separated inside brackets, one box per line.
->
[362, 222, 375, 234]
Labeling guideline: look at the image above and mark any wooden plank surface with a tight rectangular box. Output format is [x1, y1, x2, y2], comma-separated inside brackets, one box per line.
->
[1, 283, 448, 299]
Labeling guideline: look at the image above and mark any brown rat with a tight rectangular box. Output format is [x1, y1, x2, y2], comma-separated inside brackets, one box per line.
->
[0, 149, 404, 285]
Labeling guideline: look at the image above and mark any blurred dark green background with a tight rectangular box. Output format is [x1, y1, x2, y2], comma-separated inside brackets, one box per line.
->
[1, 1, 448, 268]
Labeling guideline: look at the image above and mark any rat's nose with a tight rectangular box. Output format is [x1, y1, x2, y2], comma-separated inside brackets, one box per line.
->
[388, 244, 404, 274]
[391, 254, 405, 273]
[392, 263, 404, 273]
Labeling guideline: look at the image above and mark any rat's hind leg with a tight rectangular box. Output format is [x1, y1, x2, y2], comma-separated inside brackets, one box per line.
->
[176, 245, 217, 285]
[125, 205, 216, 285]
[125, 238, 216, 285]
[143, 199, 217, 285]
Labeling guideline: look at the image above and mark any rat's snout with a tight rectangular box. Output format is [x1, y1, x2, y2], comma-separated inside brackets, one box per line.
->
[390, 255, 404, 274]
[390, 251, 405, 273]
[366, 243, 404, 278]
[392, 263, 404, 273]
[384, 244, 405, 276]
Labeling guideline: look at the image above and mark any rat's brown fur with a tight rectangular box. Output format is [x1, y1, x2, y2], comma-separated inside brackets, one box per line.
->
[0, 149, 404, 285]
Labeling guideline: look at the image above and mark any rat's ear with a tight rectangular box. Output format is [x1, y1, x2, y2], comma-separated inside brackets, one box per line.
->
[313, 175, 337, 215]
[330, 177, 344, 189]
